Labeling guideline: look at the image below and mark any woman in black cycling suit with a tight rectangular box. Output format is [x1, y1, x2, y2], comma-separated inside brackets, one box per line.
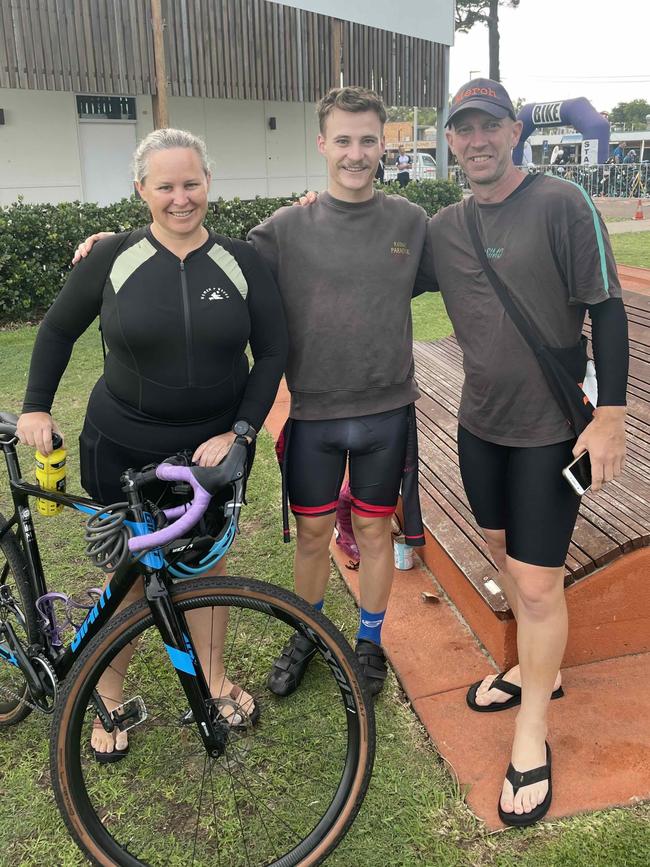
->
[17, 128, 288, 760]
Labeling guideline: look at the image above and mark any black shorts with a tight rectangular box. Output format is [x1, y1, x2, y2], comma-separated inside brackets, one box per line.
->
[457, 425, 581, 568]
[79, 376, 248, 506]
[287, 407, 409, 520]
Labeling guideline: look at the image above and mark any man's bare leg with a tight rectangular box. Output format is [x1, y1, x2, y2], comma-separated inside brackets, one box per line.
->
[294, 513, 337, 603]
[499, 558, 567, 816]
[350, 514, 394, 615]
[473, 528, 561, 708]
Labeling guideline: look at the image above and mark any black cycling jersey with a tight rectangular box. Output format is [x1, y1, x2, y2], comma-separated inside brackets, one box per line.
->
[23, 227, 288, 433]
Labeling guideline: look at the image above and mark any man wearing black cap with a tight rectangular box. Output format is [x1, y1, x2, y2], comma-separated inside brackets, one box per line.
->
[421, 78, 628, 825]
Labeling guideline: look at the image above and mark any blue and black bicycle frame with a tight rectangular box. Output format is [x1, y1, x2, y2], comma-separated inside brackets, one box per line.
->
[0, 430, 241, 757]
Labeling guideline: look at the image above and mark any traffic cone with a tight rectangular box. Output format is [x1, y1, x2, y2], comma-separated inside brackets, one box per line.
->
[635, 198, 644, 220]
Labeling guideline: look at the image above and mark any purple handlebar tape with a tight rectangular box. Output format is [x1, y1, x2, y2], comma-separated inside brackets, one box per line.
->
[162, 504, 190, 521]
[128, 464, 211, 552]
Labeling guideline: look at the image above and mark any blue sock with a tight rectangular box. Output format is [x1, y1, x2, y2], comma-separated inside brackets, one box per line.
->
[356, 607, 386, 645]
[312, 599, 324, 612]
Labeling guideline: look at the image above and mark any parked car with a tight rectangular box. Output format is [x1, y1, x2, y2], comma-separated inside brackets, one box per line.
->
[383, 152, 437, 182]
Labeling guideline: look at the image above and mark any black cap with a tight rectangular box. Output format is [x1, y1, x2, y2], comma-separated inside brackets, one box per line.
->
[446, 78, 516, 127]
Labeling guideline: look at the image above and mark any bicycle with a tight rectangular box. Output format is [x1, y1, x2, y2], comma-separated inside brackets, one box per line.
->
[0, 410, 375, 866]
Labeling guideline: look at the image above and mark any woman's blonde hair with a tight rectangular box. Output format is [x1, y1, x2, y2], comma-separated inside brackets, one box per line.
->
[132, 128, 210, 183]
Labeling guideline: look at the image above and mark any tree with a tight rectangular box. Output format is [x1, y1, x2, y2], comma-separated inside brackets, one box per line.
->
[609, 99, 650, 128]
[455, 1, 521, 82]
[386, 107, 438, 126]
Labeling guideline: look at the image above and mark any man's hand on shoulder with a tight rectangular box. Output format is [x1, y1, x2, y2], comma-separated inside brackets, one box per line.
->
[292, 191, 318, 207]
[573, 405, 626, 492]
[71, 231, 116, 265]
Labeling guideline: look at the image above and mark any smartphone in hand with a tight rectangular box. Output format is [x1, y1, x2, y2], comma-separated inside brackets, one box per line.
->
[562, 451, 592, 496]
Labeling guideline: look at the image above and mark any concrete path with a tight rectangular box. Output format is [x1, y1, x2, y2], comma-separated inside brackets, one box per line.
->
[606, 218, 650, 234]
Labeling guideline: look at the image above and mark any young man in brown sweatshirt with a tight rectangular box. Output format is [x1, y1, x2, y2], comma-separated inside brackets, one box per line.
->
[248, 88, 433, 697]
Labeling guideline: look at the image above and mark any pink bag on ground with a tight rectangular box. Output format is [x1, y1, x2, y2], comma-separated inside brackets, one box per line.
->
[335, 482, 360, 569]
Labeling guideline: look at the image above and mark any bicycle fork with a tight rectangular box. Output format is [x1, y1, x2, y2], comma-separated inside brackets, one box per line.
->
[144, 570, 230, 757]
[0, 585, 44, 698]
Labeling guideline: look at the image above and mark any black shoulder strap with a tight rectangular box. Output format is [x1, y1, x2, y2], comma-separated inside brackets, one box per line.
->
[465, 199, 543, 354]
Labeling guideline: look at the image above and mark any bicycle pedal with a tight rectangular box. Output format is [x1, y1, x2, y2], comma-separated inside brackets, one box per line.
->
[112, 696, 147, 731]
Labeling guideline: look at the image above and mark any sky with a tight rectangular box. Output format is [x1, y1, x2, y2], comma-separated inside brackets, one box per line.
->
[449, 0, 650, 114]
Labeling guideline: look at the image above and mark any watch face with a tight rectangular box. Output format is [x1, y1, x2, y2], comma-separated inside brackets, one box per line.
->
[233, 421, 249, 436]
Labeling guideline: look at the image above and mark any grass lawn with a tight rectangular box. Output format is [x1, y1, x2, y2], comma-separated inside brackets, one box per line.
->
[1, 321, 649, 865]
[610, 232, 650, 270]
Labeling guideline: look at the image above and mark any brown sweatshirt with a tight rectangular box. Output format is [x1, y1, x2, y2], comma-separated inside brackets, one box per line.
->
[248, 190, 430, 420]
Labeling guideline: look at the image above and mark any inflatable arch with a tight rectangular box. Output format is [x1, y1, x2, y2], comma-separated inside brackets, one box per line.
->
[513, 97, 610, 165]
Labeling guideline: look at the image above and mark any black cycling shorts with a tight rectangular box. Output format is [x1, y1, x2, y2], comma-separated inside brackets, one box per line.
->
[76, 376, 257, 508]
[457, 425, 581, 568]
[287, 407, 409, 520]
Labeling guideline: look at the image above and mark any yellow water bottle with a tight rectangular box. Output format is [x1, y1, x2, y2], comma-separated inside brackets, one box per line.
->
[35, 444, 67, 516]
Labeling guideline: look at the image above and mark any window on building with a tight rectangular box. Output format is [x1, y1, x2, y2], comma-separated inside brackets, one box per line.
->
[77, 96, 136, 121]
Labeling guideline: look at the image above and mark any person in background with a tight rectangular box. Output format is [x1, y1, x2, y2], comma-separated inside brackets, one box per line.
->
[522, 138, 533, 168]
[375, 150, 386, 183]
[395, 145, 412, 187]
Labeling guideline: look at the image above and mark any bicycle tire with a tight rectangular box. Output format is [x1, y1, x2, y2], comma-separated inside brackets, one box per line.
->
[52, 574, 375, 867]
[0, 511, 39, 726]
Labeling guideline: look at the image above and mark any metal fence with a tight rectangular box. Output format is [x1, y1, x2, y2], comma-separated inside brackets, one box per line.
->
[449, 163, 650, 198]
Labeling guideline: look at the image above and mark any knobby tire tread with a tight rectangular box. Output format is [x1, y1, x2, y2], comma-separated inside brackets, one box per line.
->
[51, 574, 375, 867]
[0, 512, 39, 726]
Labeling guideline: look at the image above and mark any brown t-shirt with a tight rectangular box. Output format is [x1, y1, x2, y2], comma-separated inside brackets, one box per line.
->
[248, 191, 431, 420]
[426, 174, 621, 447]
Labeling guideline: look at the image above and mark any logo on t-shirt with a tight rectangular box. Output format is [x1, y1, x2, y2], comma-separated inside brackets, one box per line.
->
[391, 241, 410, 256]
[485, 247, 504, 260]
[201, 287, 229, 301]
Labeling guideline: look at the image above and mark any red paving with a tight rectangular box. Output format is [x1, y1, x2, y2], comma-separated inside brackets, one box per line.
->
[262, 263, 650, 829]
[330, 545, 650, 830]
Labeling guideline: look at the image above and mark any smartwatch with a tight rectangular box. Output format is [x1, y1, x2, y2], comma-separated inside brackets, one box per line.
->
[232, 420, 256, 440]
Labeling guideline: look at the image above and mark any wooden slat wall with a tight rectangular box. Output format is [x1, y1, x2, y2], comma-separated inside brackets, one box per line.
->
[0, 0, 445, 106]
[0, 0, 154, 92]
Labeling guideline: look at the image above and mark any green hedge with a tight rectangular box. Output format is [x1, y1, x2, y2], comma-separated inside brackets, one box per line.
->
[0, 180, 461, 324]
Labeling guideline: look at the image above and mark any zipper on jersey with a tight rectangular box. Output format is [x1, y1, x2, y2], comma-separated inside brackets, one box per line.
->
[179, 260, 194, 385]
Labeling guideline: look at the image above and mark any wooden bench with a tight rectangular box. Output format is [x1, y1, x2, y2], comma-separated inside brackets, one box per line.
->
[412, 287, 650, 668]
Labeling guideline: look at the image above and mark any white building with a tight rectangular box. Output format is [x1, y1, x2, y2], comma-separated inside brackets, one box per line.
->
[0, 0, 449, 206]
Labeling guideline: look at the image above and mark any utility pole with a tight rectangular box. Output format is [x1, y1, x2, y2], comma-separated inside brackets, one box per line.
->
[436, 45, 449, 179]
[413, 106, 418, 179]
[151, 0, 169, 128]
[331, 18, 343, 87]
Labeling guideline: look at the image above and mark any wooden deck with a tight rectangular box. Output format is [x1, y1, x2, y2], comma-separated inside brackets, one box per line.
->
[413, 288, 650, 668]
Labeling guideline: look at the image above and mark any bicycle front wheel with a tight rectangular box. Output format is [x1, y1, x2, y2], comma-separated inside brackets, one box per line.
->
[0, 514, 39, 726]
[52, 575, 375, 866]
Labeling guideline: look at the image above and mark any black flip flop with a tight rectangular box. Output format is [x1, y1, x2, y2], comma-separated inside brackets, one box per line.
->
[498, 742, 552, 827]
[466, 672, 564, 713]
[91, 722, 130, 764]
